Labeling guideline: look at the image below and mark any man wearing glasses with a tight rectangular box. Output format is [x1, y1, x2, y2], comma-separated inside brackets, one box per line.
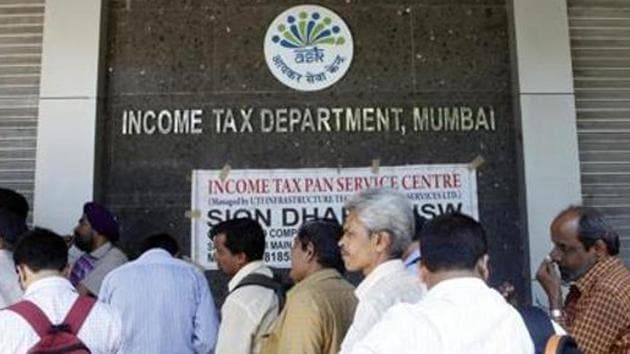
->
[537, 206, 630, 354]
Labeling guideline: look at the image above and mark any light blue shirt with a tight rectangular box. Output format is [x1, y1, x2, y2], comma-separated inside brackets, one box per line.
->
[100, 249, 218, 354]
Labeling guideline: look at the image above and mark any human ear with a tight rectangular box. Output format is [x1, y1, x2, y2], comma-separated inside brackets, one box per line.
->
[16, 265, 29, 290]
[305, 242, 316, 262]
[235, 252, 248, 267]
[373, 231, 392, 253]
[419, 264, 434, 289]
[593, 239, 608, 259]
[476, 254, 490, 282]
[62, 264, 71, 278]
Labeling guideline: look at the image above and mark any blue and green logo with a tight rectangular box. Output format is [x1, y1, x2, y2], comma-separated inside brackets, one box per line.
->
[271, 11, 346, 49]
[265, 5, 354, 91]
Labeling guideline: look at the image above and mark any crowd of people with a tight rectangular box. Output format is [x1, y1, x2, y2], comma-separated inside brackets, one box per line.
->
[0, 187, 628, 354]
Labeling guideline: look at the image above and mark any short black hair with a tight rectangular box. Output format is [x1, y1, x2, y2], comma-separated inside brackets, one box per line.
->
[13, 228, 67, 272]
[420, 213, 488, 272]
[412, 213, 427, 242]
[563, 206, 620, 256]
[0, 207, 27, 246]
[296, 218, 345, 273]
[0, 188, 29, 220]
[210, 218, 265, 262]
[141, 233, 180, 256]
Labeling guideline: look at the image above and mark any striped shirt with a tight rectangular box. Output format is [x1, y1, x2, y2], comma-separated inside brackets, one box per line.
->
[99, 249, 218, 354]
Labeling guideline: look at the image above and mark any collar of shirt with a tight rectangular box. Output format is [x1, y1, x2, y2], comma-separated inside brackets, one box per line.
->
[425, 277, 486, 300]
[403, 248, 421, 267]
[228, 260, 266, 291]
[575, 256, 621, 294]
[136, 248, 173, 263]
[90, 242, 114, 259]
[355, 259, 405, 301]
[290, 268, 342, 294]
[24, 276, 75, 297]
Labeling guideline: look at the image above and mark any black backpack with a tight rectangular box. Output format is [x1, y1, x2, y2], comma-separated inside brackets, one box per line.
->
[518, 306, 583, 354]
[231, 273, 286, 313]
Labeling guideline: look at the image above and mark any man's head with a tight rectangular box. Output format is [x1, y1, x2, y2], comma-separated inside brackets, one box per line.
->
[73, 202, 120, 252]
[0, 188, 29, 220]
[339, 188, 414, 275]
[13, 228, 68, 290]
[290, 218, 344, 282]
[140, 233, 180, 256]
[0, 207, 27, 249]
[419, 213, 489, 288]
[210, 218, 265, 276]
[549, 206, 618, 282]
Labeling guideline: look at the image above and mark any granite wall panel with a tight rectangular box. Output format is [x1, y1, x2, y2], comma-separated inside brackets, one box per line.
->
[99, 0, 528, 304]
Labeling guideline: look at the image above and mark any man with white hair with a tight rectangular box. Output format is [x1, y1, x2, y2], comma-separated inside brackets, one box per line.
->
[338, 188, 425, 354]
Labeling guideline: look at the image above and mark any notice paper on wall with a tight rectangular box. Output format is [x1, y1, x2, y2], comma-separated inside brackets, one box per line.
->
[191, 164, 478, 269]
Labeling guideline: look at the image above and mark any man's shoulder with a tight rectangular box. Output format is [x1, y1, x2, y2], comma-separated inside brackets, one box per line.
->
[88, 300, 121, 322]
[596, 260, 630, 287]
[591, 262, 630, 303]
[299, 275, 355, 300]
[0, 305, 28, 326]
[95, 246, 127, 270]
[368, 270, 425, 300]
[104, 246, 128, 262]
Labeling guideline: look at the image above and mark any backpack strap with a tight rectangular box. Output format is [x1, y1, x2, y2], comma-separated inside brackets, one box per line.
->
[232, 273, 286, 312]
[544, 335, 562, 354]
[8, 300, 53, 338]
[518, 305, 556, 354]
[63, 296, 96, 334]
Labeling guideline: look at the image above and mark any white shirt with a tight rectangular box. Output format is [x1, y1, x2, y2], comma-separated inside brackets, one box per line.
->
[350, 277, 534, 354]
[339, 260, 425, 354]
[215, 261, 279, 354]
[0, 276, 123, 354]
[0, 249, 22, 308]
[100, 249, 219, 354]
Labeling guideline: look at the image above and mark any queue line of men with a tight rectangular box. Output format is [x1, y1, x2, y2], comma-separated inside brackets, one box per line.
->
[0, 187, 629, 354]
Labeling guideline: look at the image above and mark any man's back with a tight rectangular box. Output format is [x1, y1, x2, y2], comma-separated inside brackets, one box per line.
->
[0, 276, 122, 354]
[261, 269, 357, 354]
[352, 277, 533, 354]
[99, 248, 218, 354]
[215, 261, 279, 354]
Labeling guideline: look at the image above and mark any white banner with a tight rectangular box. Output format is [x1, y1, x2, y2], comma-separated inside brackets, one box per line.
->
[191, 164, 478, 269]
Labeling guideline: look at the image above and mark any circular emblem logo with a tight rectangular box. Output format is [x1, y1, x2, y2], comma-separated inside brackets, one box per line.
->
[264, 5, 354, 92]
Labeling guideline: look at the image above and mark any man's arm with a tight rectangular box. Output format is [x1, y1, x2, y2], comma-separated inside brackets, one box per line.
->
[339, 300, 381, 354]
[109, 305, 124, 354]
[192, 272, 219, 354]
[214, 295, 256, 354]
[536, 258, 564, 321]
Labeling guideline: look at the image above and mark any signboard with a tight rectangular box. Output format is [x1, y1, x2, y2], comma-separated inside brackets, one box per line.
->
[191, 164, 478, 269]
